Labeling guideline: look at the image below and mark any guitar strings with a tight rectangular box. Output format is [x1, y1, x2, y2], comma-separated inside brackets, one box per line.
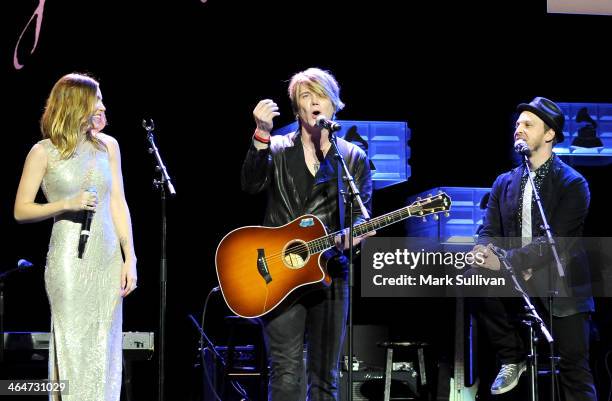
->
[261, 207, 415, 263]
[259, 207, 419, 264]
[256, 198, 448, 265]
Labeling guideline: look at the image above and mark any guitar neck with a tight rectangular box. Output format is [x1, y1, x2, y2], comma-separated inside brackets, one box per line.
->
[307, 206, 413, 254]
[455, 297, 465, 388]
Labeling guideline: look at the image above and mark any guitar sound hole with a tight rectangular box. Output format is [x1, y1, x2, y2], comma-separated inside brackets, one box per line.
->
[283, 240, 310, 269]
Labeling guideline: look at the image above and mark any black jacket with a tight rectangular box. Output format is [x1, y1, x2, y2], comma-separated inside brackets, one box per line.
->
[478, 154, 594, 316]
[241, 131, 372, 257]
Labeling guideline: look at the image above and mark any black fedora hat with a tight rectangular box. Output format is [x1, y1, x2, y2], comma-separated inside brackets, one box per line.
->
[517, 97, 565, 142]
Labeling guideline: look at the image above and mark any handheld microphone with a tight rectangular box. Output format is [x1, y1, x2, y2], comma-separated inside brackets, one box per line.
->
[514, 139, 531, 156]
[78, 187, 96, 259]
[316, 115, 342, 132]
[17, 259, 33, 269]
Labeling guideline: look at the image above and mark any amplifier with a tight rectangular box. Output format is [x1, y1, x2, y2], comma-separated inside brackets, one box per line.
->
[201, 346, 266, 401]
[214, 345, 257, 371]
[339, 369, 419, 401]
[2, 332, 154, 401]
[2, 331, 154, 360]
[123, 332, 154, 360]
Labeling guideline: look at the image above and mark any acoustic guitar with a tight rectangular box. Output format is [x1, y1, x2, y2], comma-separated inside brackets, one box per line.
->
[216, 192, 451, 318]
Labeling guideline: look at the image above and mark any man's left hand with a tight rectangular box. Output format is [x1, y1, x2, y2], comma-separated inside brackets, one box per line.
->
[334, 229, 376, 252]
[472, 243, 501, 270]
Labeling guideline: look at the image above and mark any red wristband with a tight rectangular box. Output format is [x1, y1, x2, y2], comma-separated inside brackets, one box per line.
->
[253, 129, 270, 144]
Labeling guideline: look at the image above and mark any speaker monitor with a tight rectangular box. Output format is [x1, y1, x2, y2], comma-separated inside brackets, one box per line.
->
[339, 369, 419, 401]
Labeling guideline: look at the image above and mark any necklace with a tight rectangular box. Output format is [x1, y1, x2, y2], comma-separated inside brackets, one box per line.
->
[302, 136, 331, 174]
[303, 146, 320, 173]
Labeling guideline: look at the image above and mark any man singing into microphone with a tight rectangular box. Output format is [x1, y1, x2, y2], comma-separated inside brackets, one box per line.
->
[470, 97, 597, 399]
[241, 67, 373, 401]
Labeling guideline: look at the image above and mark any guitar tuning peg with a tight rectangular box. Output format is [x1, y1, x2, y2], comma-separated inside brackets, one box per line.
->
[416, 197, 422, 201]
[422, 217, 427, 222]
[428, 193, 433, 197]
[444, 212, 450, 218]
[433, 214, 439, 221]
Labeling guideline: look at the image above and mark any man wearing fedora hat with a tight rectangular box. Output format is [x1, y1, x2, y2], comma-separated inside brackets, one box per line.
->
[471, 97, 597, 399]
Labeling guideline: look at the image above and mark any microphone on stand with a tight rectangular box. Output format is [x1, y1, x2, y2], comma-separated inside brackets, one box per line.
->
[78, 187, 96, 259]
[17, 259, 33, 269]
[316, 115, 342, 133]
[514, 139, 531, 156]
[0, 259, 34, 281]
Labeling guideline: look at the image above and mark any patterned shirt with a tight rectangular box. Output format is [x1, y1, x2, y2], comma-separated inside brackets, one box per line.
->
[517, 154, 554, 235]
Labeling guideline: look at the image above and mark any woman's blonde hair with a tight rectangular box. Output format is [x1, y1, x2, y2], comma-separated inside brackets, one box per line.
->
[288, 68, 345, 116]
[41, 73, 106, 159]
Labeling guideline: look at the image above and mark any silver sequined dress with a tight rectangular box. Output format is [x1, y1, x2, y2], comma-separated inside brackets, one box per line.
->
[39, 139, 123, 401]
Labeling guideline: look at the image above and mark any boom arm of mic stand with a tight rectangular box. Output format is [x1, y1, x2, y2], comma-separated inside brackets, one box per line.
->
[0, 267, 21, 281]
[489, 246, 553, 344]
[329, 134, 370, 220]
[146, 130, 176, 196]
[521, 154, 564, 278]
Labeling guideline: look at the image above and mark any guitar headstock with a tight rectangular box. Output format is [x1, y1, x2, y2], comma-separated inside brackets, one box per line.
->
[409, 192, 452, 218]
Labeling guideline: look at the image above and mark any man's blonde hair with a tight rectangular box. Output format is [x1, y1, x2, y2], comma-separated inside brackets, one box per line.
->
[288, 68, 345, 116]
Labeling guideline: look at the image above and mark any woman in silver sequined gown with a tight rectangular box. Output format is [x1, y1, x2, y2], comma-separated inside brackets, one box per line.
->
[14, 73, 138, 401]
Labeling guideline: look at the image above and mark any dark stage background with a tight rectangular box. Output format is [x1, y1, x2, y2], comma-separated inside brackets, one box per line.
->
[2, 1, 612, 400]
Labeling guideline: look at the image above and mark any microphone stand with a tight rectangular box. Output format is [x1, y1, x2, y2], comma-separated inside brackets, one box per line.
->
[143, 119, 176, 401]
[519, 152, 561, 401]
[490, 246, 553, 401]
[328, 130, 370, 401]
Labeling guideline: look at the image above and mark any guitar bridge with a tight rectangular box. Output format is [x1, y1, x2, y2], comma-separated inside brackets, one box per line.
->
[257, 249, 272, 284]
